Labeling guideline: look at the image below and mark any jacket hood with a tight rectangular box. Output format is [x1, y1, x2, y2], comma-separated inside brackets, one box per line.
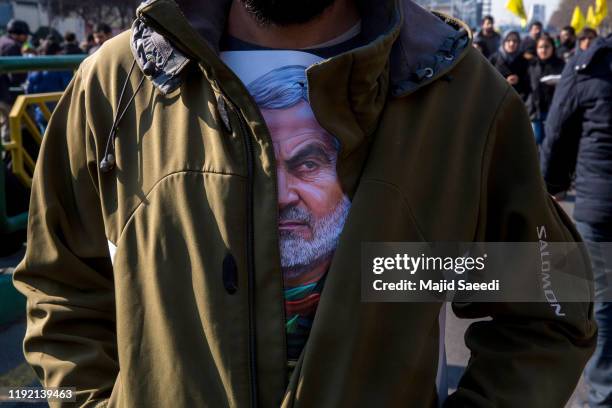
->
[572, 34, 612, 73]
[131, 0, 470, 96]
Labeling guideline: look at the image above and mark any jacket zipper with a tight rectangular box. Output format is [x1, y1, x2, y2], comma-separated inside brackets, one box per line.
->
[137, 14, 279, 402]
[232, 101, 258, 408]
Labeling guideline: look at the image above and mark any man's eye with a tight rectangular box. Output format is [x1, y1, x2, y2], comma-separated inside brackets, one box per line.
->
[299, 161, 319, 171]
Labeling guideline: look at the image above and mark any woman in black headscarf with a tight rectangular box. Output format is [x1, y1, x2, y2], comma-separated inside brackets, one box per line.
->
[489, 30, 530, 101]
[526, 33, 565, 146]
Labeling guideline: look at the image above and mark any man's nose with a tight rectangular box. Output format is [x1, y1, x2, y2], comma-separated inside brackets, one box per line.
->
[277, 168, 299, 208]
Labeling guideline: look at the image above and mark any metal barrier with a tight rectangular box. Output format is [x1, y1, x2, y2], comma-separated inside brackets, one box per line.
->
[0, 55, 86, 73]
[0, 56, 85, 236]
[4, 92, 63, 188]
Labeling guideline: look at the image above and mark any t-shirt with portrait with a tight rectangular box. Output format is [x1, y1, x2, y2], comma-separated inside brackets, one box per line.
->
[221, 34, 358, 361]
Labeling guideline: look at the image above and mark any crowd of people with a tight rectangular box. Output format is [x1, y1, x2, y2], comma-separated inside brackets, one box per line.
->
[475, 15, 612, 407]
[0, 20, 114, 137]
[474, 16, 602, 147]
[0, 20, 115, 226]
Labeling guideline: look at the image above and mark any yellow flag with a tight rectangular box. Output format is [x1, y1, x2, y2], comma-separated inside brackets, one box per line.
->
[586, 5, 598, 27]
[505, 0, 528, 27]
[595, 0, 608, 25]
[571, 6, 586, 33]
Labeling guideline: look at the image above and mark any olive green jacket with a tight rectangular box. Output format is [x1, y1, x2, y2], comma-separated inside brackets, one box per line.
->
[13, 0, 596, 407]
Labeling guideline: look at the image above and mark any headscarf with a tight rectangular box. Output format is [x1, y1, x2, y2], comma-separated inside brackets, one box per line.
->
[498, 30, 521, 65]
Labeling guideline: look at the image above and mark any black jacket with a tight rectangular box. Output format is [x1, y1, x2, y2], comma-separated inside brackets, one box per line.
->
[0, 35, 25, 104]
[541, 35, 612, 224]
[62, 41, 85, 55]
[526, 56, 565, 119]
[557, 42, 576, 61]
[489, 51, 531, 100]
[474, 30, 501, 58]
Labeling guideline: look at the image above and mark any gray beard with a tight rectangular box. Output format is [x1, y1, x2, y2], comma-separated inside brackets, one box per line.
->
[279, 195, 351, 274]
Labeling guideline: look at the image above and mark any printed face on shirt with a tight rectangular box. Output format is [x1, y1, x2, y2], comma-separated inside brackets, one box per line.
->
[263, 100, 344, 233]
[245, 64, 350, 283]
[262, 100, 349, 278]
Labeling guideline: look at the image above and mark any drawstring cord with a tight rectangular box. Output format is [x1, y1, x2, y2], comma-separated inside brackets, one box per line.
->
[99, 59, 148, 173]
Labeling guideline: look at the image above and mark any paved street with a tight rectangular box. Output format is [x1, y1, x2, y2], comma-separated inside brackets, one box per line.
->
[0, 193, 589, 406]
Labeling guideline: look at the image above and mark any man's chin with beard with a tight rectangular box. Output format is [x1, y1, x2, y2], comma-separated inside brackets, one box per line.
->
[279, 196, 351, 285]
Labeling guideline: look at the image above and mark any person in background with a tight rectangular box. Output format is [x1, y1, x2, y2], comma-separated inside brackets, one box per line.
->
[473, 38, 486, 54]
[578, 28, 599, 52]
[521, 21, 543, 60]
[557, 26, 576, 61]
[541, 33, 612, 408]
[21, 41, 37, 57]
[62, 32, 84, 55]
[526, 33, 565, 147]
[489, 30, 530, 101]
[26, 37, 73, 133]
[89, 23, 113, 55]
[0, 19, 30, 143]
[474, 15, 500, 58]
[80, 33, 95, 54]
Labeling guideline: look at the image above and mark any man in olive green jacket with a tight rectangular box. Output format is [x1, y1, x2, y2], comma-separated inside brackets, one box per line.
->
[13, 0, 596, 407]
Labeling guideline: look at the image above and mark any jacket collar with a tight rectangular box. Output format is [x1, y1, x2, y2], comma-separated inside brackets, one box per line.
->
[133, 0, 470, 156]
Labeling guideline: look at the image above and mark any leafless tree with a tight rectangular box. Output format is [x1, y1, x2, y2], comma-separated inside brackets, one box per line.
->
[47, 0, 140, 30]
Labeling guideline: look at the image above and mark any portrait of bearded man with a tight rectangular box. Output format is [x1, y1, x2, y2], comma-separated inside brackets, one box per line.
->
[242, 62, 351, 358]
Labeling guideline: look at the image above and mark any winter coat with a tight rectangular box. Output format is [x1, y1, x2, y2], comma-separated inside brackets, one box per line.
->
[526, 55, 565, 120]
[557, 42, 576, 61]
[0, 35, 25, 104]
[26, 70, 74, 129]
[62, 41, 85, 55]
[541, 35, 612, 225]
[13, 0, 595, 407]
[489, 50, 531, 100]
[473, 30, 500, 58]
[26, 70, 73, 94]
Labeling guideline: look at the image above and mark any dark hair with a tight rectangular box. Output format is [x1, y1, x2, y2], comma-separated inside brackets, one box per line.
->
[64, 31, 76, 42]
[578, 28, 598, 40]
[6, 19, 30, 35]
[482, 15, 494, 24]
[561, 26, 575, 36]
[38, 38, 62, 55]
[530, 21, 543, 29]
[537, 33, 556, 54]
[93, 23, 112, 34]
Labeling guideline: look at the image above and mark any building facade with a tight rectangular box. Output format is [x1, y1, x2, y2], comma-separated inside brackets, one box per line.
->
[0, 0, 85, 40]
[414, 0, 491, 30]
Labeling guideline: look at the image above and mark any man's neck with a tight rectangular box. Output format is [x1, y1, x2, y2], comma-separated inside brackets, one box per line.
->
[227, 0, 359, 49]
